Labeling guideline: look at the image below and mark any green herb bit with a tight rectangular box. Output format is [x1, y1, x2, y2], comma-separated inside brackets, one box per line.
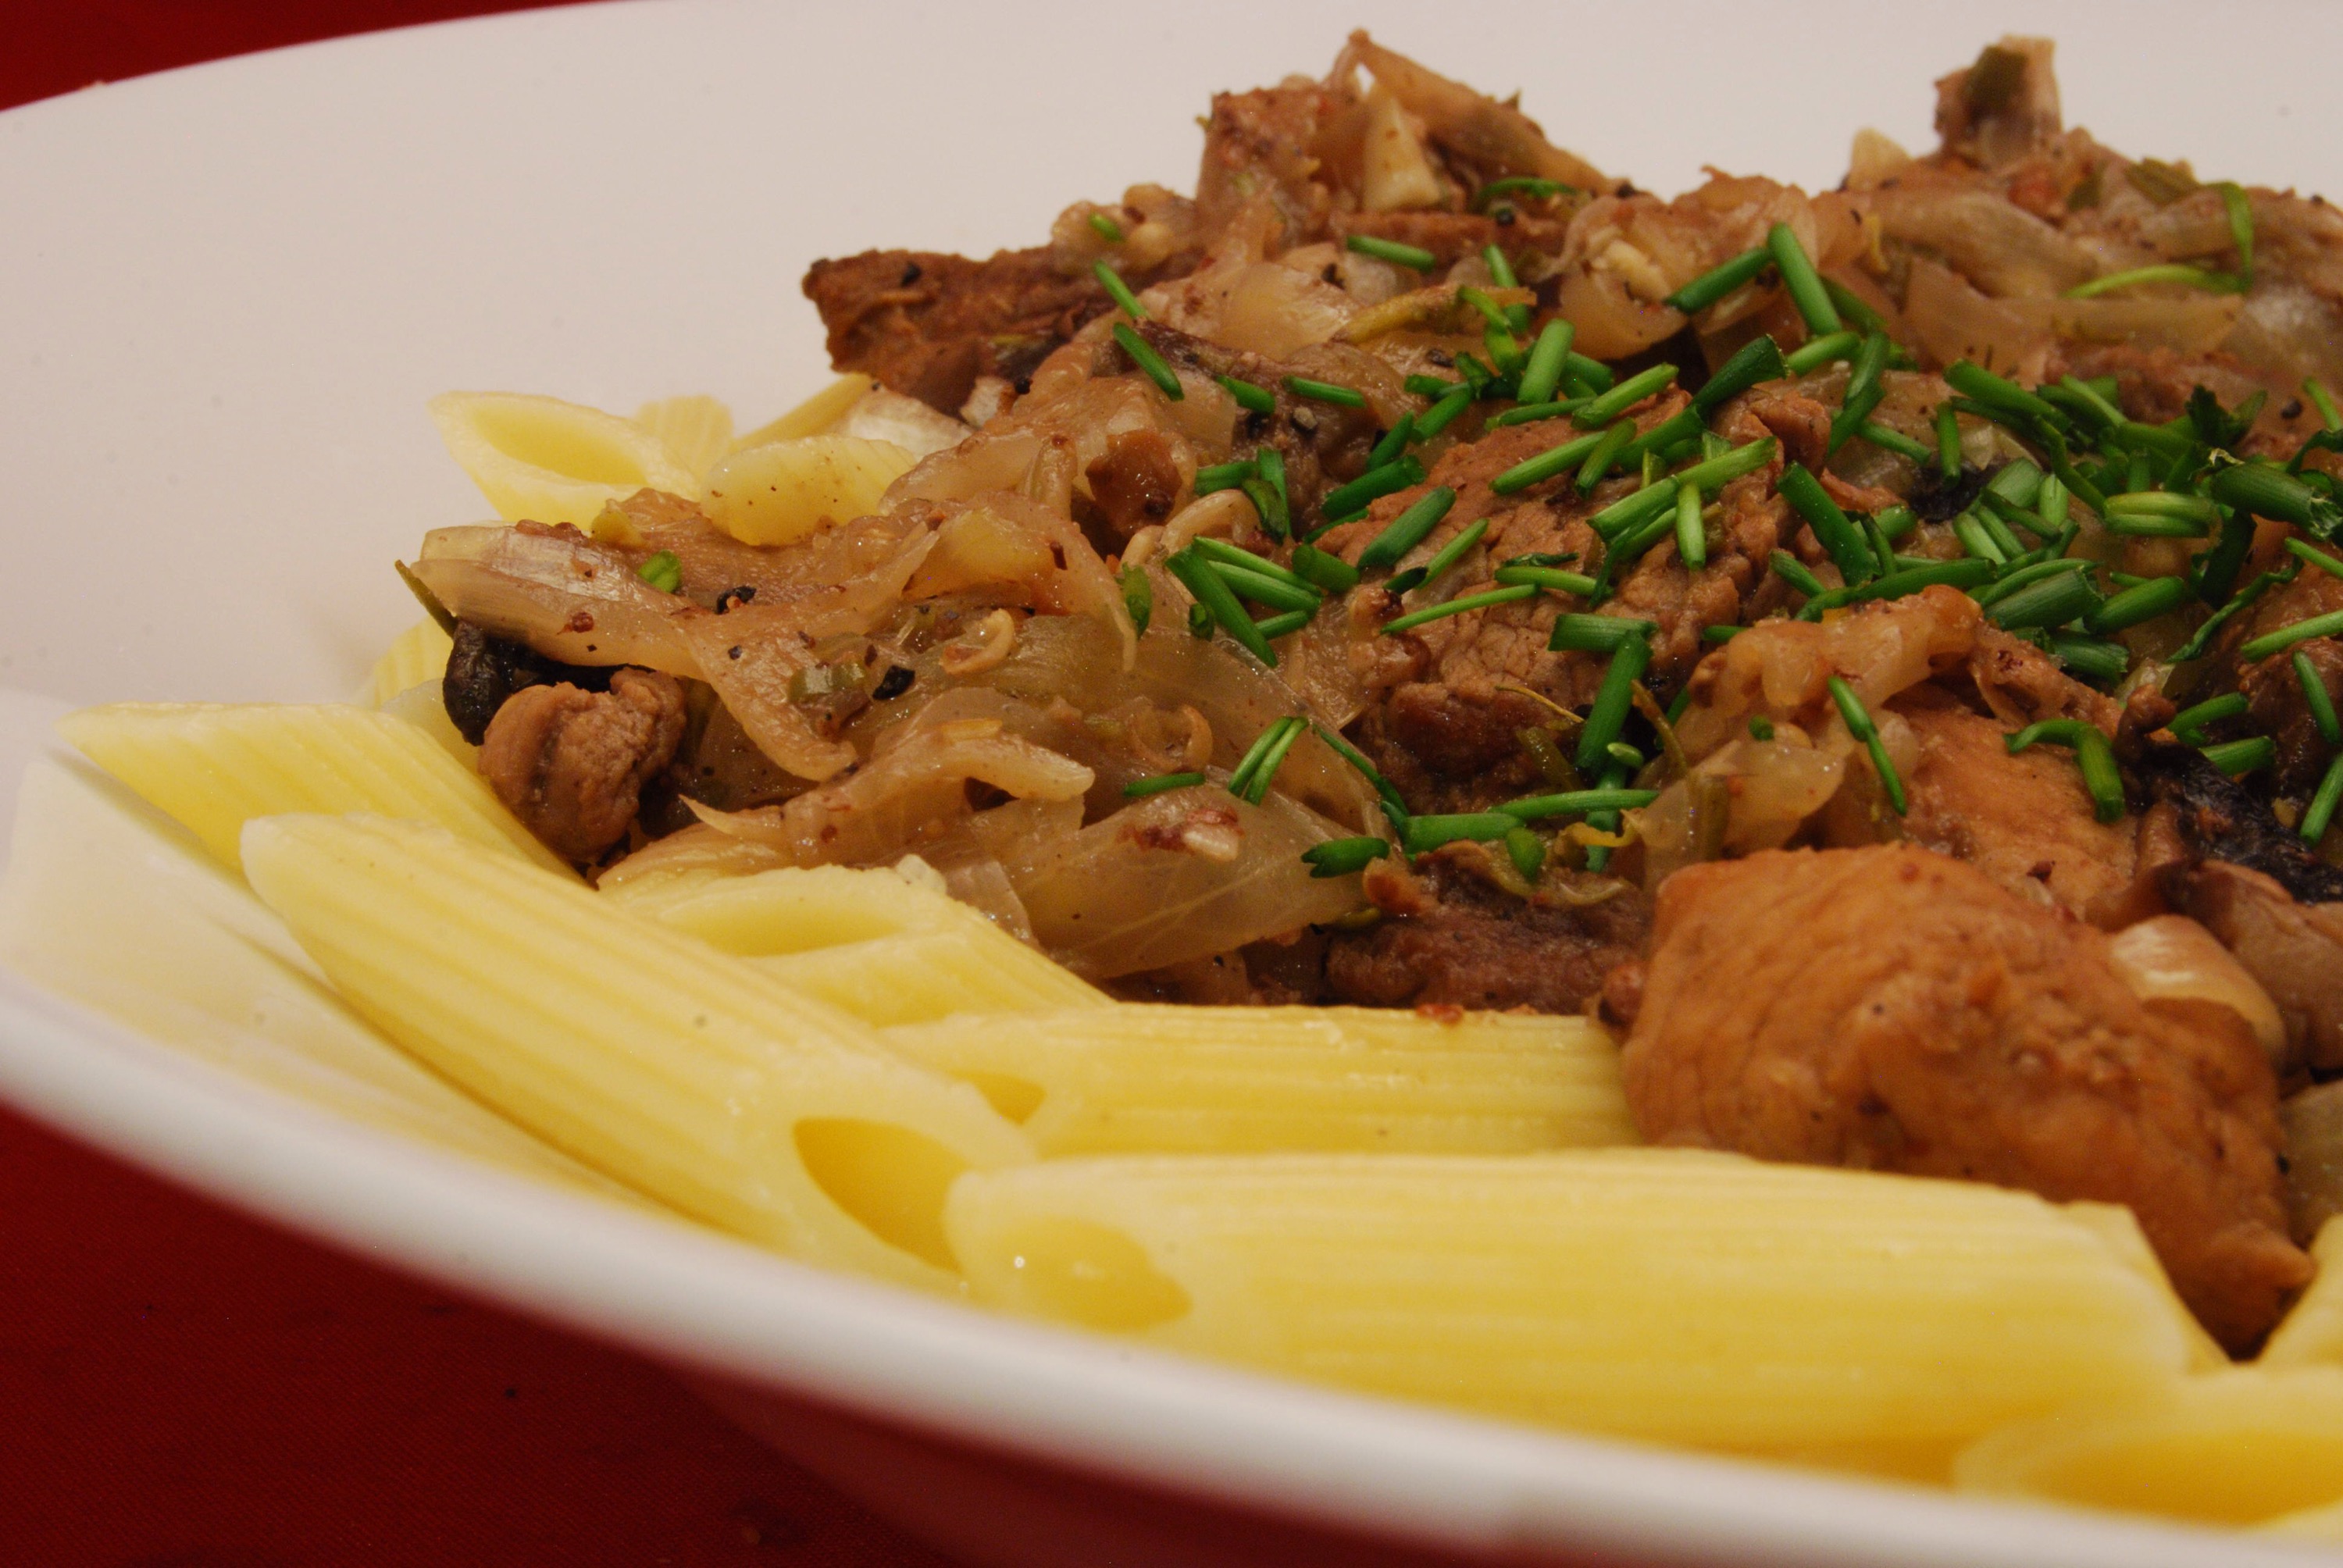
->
[1358, 484, 1457, 569]
[1492, 398, 1588, 429]
[2169, 693, 2250, 741]
[1409, 518, 1491, 594]
[1575, 419, 1637, 493]
[1574, 633, 1655, 770]
[1563, 352, 1616, 394]
[1952, 513, 2008, 565]
[1485, 319, 1527, 380]
[1124, 771, 1204, 798]
[1187, 600, 1215, 637]
[1211, 559, 1319, 614]
[1382, 583, 1536, 636]
[1322, 457, 1429, 526]
[1548, 613, 1658, 653]
[1619, 408, 1706, 466]
[1291, 543, 1361, 596]
[2208, 461, 2342, 535]
[1503, 824, 1546, 881]
[2172, 565, 2297, 663]
[2103, 491, 2219, 536]
[1254, 609, 1311, 640]
[1776, 463, 1875, 583]
[1497, 564, 1601, 597]
[2202, 736, 2277, 777]
[1603, 740, 1647, 772]
[2306, 754, 2343, 845]
[1821, 277, 1887, 336]
[1825, 675, 1907, 814]
[1225, 715, 1301, 798]
[1944, 361, 2064, 428]
[1457, 286, 1512, 331]
[2084, 575, 2191, 635]
[2066, 264, 2245, 301]
[1769, 550, 1828, 598]
[1402, 811, 1524, 854]
[1985, 458, 2045, 509]
[1572, 363, 1678, 430]
[1675, 482, 1708, 570]
[1481, 244, 1521, 291]
[2288, 537, 2343, 581]
[1286, 376, 1367, 409]
[2050, 633, 2131, 684]
[1974, 504, 2027, 560]
[1403, 374, 1460, 400]
[1414, 383, 1478, 440]
[1165, 547, 1274, 664]
[1475, 176, 1574, 209]
[1514, 319, 1578, 406]
[2006, 719, 2126, 821]
[1489, 431, 1607, 497]
[1856, 422, 1932, 464]
[1119, 563, 1153, 636]
[2307, 377, 2343, 433]
[1827, 332, 1891, 454]
[1346, 233, 1439, 272]
[1088, 211, 1125, 244]
[2242, 607, 2343, 663]
[1703, 624, 1743, 643]
[1590, 477, 1682, 542]
[1094, 258, 1148, 319]
[1833, 556, 1997, 611]
[1218, 376, 1276, 415]
[1690, 334, 1788, 415]
[1767, 222, 1842, 336]
[1113, 323, 1183, 399]
[1239, 475, 1289, 541]
[1302, 836, 1391, 878]
[1936, 403, 1964, 481]
[1311, 721, 1407, 812]
[1783, 330, 1862, 378]
[2056, 375, 2127, 430]
[1664, 245, 1771, 314]
[634, 550, 682, 593]
[1501, 786, 1660, 821]
[1232, 715, 1307, 804]
[2295, 650, 2343, 747]
[1671, 436, 1778, 497]
[1194, 460, 1255, 495]
[1368, 415, 1415, 470]
[1749, 715, 1777, 741]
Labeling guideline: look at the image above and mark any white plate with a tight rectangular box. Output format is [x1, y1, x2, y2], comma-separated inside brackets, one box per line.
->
[2, 3, 2339, 1563]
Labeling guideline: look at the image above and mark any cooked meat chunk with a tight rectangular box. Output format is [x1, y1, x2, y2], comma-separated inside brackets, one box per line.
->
[803, 248, 1112, 414]
[1084, 429, 1184, 538]
[1323, 847, 1648, 1012]
[479, 668, 687, 862]
[2237, 568, 2343, 796]
[2169, 860, 2343, 1078]
[1622, 843, 2309, 1352]
[441, 621, 609, 746]
[2139, 739, 2343, 904]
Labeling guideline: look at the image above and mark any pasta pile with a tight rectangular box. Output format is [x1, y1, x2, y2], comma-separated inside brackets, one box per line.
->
[10, 380, 2343, 1535]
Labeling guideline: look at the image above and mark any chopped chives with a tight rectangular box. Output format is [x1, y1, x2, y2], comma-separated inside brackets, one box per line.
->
[1345, 233, 1439, 272]
[1410, 518, 1489, 590]
[1119, 563, 1153, 636]
[1974, 503, 2027, 559]
[1322, 457, 1428, 524]
[1501, 787, 1660, 821]
[634, 550, 682, 593]
[1943, 361, 2064, 427]
[1676, 482, 1707, 569]
[1256, 444, 1289, 506]
[1492, 398, 1589, 429]
[1618, 408, 1705, 465]
[1664, 245, 1772, 314]
[1474, 176, 1574, 208]
[1414, 383, 1478, 440]
[2006, 720, 2126, 821]
[1589, 477, 1681, 541]
[2298, 650, 2343, 745]
[2241, 608, 2343, 663]
[1503, 825, 1546, 881]
[1574, 633, 1654, 769]
[1548, 612, 1657, 653]
[1671, 436, 1778, 495]
[1124, 771, 1204, 798]
[1767, 222, 1841, 335]
[1770, 551, 1828, 597]
[1603, 740, 1646, 771]
[1088, 212, 1125, 244]
[2038, 474, 2070, 532]
[1405, 373, 1462, 400]
[1573, 363, 1678, 429]
[1194, 460, 1255, 494]
[1937, 403, 1963, 480]
[2307, 376, 2343, 433]
[1188, 600, 1214, 637]
[1227, 715, 1303, 800]
[2103, 511, 2212, 540]
[1301, 836, 1391, 878]
[1856, 422, 1931, 465]
[1495, 563, 1601, 597]
[1516, 319, 1577, 405]
[1821, 277, 1887, 336]
[1776, 462, 1875, 583]
[1575, 419, 1637, 493]
[1211, 561, 1319, 613]
[2307, 754, 2343, 845]
[1291, 543, 1361, 596]
[1218, 375, 1276, 415]
[2202, 736, 2276, 776]
[1482, 244, 1520, 290]
[1863, 514, 1896, 579]
[1826, 675, 1908, 814]
[1093, 258, 1147, 318]
[1254, 609, 1311, 640]
[2065, 264, 2246, 300]
[1971, 557, 2088, 609]
[2208, 461, 2342, 534]
[2169, 693, 2250, 740]
[1783, 330, 1862, 378]
[1484, 319, 1526, 376]
[1112, 323, 1183, 399]
[1690, 334, 1789, 415]
[1382, 583, 1536, 636]
[1368, 415, 1414, 469]
[1582, 757, 1634, 873]
[1703, 624, 1742, 642]
[1401, 811, 1523, 854]
[2084, 576, 2191, 635]
[2288, 537, 2343, 580]
[1312, 721, 1407, 812]
[1827, 332, 1891, 453]
[2057, 375, 2127, 430]
[1456, 286, 1511, 330]
[1563, 351, 1616, 393]
[1952, 513, 2008, 565]
[1232, 715, 1307, 804]
[1241, 475, 1289, 540]
[1286, 376, 1367, 408]
[1165, 547, 1275, 664]
[1817, 556, 1996, 613]
[1489, 430, 1607, 496]
[1358, 485, 1457, 569]
[2049, 633, 2131, 684]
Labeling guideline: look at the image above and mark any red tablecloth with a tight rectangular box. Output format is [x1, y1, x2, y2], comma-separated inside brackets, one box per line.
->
[1, 6, 948, 1563]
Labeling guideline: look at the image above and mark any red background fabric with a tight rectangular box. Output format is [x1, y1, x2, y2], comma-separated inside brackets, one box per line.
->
[0, 5, 948, 1563]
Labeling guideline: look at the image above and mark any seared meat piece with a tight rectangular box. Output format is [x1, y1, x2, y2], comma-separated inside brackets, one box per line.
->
[1083, 429, 1184, 539]
[2139, 739, 2343, 905]
[441, 621, 610, 746]
[803, 248, 1113, 414]
[1622, 843, 2309, 1352]
[479, 668, 687, 863]
[2236, 568, 2343, 796]
[1322, 848, 1648, 1013]
[2169, 861, 2343, 1078]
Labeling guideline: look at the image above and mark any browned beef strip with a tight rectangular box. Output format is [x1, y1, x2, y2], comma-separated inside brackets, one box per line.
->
[802, 248, 1113, 414]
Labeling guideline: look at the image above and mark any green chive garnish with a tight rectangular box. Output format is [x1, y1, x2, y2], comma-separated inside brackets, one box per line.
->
[2065, 264, 2246, 300]
[1410, 518, 1489, 593]
[1675, 482, 1707, 569]
[1195, 460, 1254, 495]
[1401, 811, 1524, 854]
[1241, 475, 1289, 540]
[2297, 650, 2343, 745]
[1767, 222, 1840, 336]
[2290, 537, 2343, 581]
[1575, 419, 1636, 493]
[1501, 786, 1660, 821]
[2306, 754, 2343, 845]
[1690, 335, 1789, 415]
[1618, 408, 1704, 465]
[1368, 415, 1414, 469]
[1093, 258, 1147, 318]
[1227, 715, 1303, 800]
[1749, 715, 1777, 740]
[1503, 825, 1546, 880]
[1219, 375, 1276, 415]
[2202, 736, 2276, 776]
[1875, 504, 1919, 540]
[1112, 323, 1182, 399]
[1936, 403, 1963, 479]
[1232, 715, 1307, 804]
[1302, 836, 1391, 878]
[1188, 601, 1214, 637]
[2169, 692, 2249, 741]
[1703, 624, 1742, 643]
[1665, 245, 1771, 314]
[1119, 563, 1153, 636]
[1358, 485, 1457, 570]
[1782, 330, 1862, 378]
[1382, 583, 1536, 636]
[1165, 547, 1273, 664]
[1563, 351, 1616, 394]
[1573, 363, 1678, 429]
[1482, 244, 1521, 291]
[1124, 771, 1204, 798]
[1405, 374, 1461, 399]
[1211, 560, 1319, 614]
[1776, 463, 1875, 583]
[1516, 319, 1577, 406]
[1952, 513, 2008, 565]
[1088, 212, 1125, 244]
[1855, 422, 1931, 464]
[1821, 277, 1886, 336]
[1574, 632, 1654, 770]
[1473, 176, 1574, 209]
[2306, 376, 2343, 433]
[1943, 361, 2063, 426]
[2241, 608, 2343, 663]
[1321, 457, 1428, 524]
[2006, 719, 2125, 822]
[1414, 383, 1478, 440]
[1285, 376, 1367, 409]
[1291, 543, 1361, 596]
[1672, 436, 1778, 495]
[2050, 633, 2131, 684]
[635, 550, 682, 593]
[2084, 576, 2190, 635]
[1827, 675, 1907, 814]
[1589, 477, 1681, 542]
[1312, 721, 1407, 812]
[2208, 461, 2342, 534]
[1492, 398, 1589, 429]
[1548, 613, 1657, 653]
[1827, 331, 1891, 453]
[1346, 233, 1439, 272]
[1495, 563, 1600, 597]
[1489, 430, 1607, 496]
[1771, 551, 1828, 598]
[2103, 491, 2218, 536]
[1254, 608, 1311, 640]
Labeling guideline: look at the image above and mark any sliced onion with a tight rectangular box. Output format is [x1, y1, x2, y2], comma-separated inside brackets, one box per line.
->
[2106, 914, 2288, 1063]
[409, 524, 698, 674]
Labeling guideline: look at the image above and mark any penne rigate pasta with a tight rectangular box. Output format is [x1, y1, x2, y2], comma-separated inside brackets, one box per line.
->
[882, 1005, 1635, 1155]
[2257, 1217, 2343, 1369]
[59, 701, 564, 875]
[362, 618, 455, 707]
[240, 814, 1033, 1291]
[633, 394, 736, 483]
[943, 1149, 2199, 1477]
[731, 373, 879, 450]
[2262, 1495, 2343, 1541]
[430, 390, 701, 526]
[1953, 1367, 2343, 1525]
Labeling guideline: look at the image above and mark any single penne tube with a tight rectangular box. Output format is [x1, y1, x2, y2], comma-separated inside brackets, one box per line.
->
[2258, 1217, 2343, 1368]
[1953, 1367, 2343, 1527]
[241, 814, 1033, 1292]
[429, 390, 701, 526]
[362, 618, 455, 707]
[943, 1149, 2196, 1475]
[731, 372, 879, 451]
[633, 393, 736, 483]
[59, 701, 565, 875]
[882, 1005, 1634, 1155]
[2263, 1494, 2343, 1541]
[604, 862, 1105, 1019]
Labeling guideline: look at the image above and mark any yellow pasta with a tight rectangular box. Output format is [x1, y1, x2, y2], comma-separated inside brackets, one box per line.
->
[2259, 1218, 2343, 1369]
[240, 814, 1033, 1292]
[882, 1005, 1635, 1155]
[732, 372, 879, 449]
[601, 862, 1104, 1024]
[633, 394, 735, 483]
[59, 701, 563, 875]
[429, 390, 701, 526]
[943, 1149, 2196, 1477]
[2263, 1495, 2343, 1541]
[362, 617, 455, 707]
[701, 435, 915, 547]
[1954, 1368, 2343, 1526]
